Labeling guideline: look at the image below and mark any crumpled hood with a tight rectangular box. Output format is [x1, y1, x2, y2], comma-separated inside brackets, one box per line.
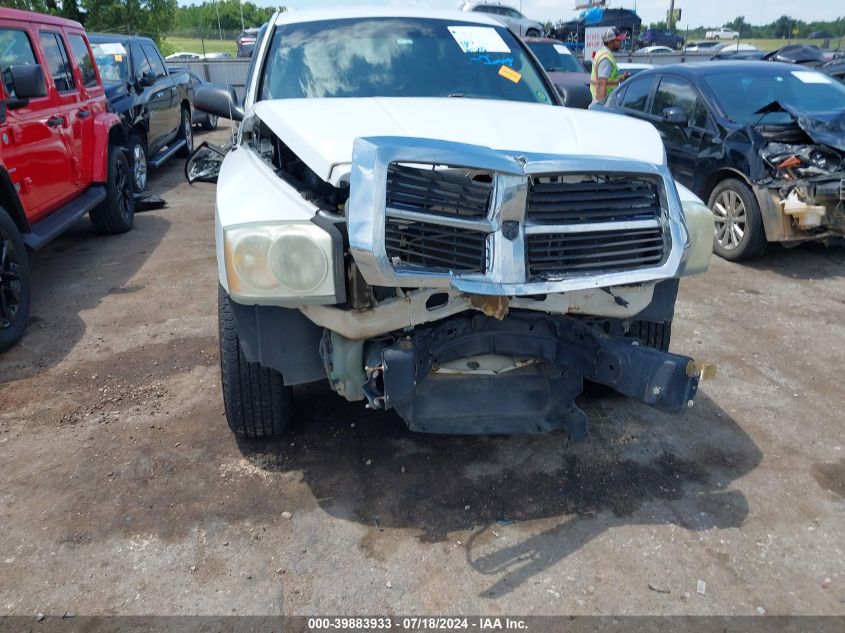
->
[784, 106, 845, 153]
[755, 100, 845, 153]
[251, 98, 664, 185]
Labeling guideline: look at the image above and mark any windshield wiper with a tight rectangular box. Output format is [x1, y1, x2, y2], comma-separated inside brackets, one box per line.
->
[447, 93, 497, 100]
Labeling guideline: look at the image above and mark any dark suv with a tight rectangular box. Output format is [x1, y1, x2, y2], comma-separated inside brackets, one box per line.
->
[555, 8, 641, 45]
[635, 28, 684, 50]
[0, 8, 134, 350]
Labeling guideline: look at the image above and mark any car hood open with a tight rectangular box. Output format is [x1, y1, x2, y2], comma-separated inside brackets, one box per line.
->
[251, 97, 664, 185]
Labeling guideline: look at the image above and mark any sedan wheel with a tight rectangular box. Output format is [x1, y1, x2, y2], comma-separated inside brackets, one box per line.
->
[708, 178, 767, 261]
[713, 189, 746, 251]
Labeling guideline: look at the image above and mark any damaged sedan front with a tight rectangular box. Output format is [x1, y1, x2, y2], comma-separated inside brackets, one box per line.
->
[595, 61, 845, 260]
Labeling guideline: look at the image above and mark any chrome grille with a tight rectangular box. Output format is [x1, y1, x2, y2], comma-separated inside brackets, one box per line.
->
[386, 163, 491, 218]
[527, 228, 666, 276]
[527, 175, 661, 224]
[348, 136, 685, 294]
[385, 218, 487, 273]
[384, 163, 491, 274]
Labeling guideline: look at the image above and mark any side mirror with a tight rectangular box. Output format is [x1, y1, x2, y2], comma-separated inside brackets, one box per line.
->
[139, 70, 156, 87]
[661, 106, 688, 127]
[557, 83, 592, 109]
[185, 141, 230, 184]
[7, 64, 46, 107]
[194, 84, 244, 122]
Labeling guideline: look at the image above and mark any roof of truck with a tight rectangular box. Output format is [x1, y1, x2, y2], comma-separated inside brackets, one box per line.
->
[0, 7, 84, 30]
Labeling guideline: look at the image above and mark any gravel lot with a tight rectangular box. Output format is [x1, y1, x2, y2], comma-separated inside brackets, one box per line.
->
[0, 128, 843, 616]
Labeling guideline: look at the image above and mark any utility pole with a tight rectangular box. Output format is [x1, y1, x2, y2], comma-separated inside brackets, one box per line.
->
[239, 0, 245, 31]
[214, 0, 223, 40]
[667, 0, 675, 31]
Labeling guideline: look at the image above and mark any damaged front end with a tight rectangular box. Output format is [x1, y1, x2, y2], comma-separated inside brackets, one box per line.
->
[306, 136, 714, 438]
[750, 104, 845, 241]
[321, 312, 704, 439]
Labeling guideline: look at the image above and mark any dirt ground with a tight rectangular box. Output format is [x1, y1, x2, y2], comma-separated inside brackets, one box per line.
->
[1, 127, 843, 616]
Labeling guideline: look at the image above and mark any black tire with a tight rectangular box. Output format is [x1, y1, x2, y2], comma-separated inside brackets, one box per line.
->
[0, 207, 30, 352]
[218, 285, 294, 438]
[90, 145, 135, 234]
[628, 320, 672, 352]
[201, 114, 218, 131]
[128, 132, 148, 193]
[674, 40, 684, 50]
[708, 178, 767, 261]
[176, 106, 193, 158]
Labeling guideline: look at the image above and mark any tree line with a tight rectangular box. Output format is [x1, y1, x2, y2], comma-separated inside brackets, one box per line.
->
[0, 0, 285, 42]
[649, 15, 845, 39]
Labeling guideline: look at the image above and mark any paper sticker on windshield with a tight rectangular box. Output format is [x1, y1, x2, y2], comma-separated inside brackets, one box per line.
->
[499, 65, 522, 84]
[791, 70, 832, 84]
[448, 26, 510, 53]
[553, 44, 571, 55]
[94, 42, 127, 56]
[114, 54, 123, 62]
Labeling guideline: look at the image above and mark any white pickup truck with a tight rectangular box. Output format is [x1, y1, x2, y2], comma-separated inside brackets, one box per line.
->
[190, 7, 714, 440]
[705, 27, 739, 39]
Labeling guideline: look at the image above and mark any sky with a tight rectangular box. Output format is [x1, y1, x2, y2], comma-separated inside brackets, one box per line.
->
[226, 0, 842, 27]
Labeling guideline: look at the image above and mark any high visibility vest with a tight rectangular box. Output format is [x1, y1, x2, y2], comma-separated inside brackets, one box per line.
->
[590, 46, 620, 100]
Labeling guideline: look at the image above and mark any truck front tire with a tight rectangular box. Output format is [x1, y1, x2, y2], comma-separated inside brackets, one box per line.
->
[90, 145, 135, 234]
[218, 285, 294, 438]
[0, 207, 31, 352]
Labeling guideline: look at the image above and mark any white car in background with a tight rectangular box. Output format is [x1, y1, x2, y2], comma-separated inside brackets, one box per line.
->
[190, 7, 714, 442]
[633, 45, 675, 56]
[705, 27, 739, 39]
[165, 51, 201, 62]
[462, 1, 544, 37]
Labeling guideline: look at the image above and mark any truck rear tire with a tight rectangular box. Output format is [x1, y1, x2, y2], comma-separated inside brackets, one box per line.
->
[90, 145, 135, 234]
[129, 132, 147, 193]
[176, 106, 193, 158]
[218, 285, 294, 438]
[0, 207, 31, 352]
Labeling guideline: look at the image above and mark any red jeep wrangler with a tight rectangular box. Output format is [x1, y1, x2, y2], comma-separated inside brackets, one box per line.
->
[0, 8, 133, 351]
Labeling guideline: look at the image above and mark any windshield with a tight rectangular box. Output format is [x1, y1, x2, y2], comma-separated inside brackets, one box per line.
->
[91, 42, 129, 83]
[526, 41, 584, 73]
[704, 68, 845, 124]
[259, 17, 554, 104]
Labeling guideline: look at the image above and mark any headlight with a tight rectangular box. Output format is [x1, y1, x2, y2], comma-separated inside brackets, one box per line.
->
[679, 200, 714, 277]
[223, 221, 336, 301]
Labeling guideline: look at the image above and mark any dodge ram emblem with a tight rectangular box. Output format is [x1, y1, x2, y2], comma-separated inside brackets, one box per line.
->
[502, 221, 519, 241]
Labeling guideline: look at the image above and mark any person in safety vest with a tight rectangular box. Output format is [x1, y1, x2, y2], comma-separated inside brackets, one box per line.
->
[590, 27, 630, 102]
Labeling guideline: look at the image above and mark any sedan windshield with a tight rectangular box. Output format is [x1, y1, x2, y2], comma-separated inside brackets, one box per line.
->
[526, 41, 585, 73]
[260, 17, 554, 104]
[704, 68, 845, 124]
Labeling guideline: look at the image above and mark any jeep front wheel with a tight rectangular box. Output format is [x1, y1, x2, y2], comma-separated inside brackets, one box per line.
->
[218, 285, 294, 438]
[0, 207, 31, 352]
[90, 145, 135, 234]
